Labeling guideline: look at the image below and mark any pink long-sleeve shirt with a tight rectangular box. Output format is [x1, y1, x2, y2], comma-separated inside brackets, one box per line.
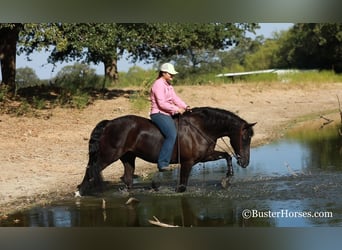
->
[150, 78, 187, 116]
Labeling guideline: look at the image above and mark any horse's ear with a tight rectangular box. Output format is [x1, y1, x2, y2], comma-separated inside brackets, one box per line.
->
[244, 122, 257, 130]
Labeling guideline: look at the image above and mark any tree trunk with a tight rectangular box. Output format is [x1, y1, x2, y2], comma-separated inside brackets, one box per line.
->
[0, 24, 21, 91]
[103, 57, 119, 85]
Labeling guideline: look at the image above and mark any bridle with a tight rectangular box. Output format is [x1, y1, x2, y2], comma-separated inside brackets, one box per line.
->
[178, 116, 240, 161]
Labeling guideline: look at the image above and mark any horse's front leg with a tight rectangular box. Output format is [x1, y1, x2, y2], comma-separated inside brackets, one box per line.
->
[222, 152, 234, 188]
[200, 151, 233, 188]
[199, 151, 233, 176]
[225, 152, 234, 177]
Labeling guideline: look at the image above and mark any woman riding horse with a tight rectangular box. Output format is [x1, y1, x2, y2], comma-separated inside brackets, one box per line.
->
[76, 106, 256, 196]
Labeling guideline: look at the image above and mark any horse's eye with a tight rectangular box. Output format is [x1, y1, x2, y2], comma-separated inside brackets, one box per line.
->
[242, 133, 251, 140]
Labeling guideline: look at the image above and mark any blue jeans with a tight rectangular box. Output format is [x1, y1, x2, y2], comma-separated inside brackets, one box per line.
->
[150, 113, 177, 170]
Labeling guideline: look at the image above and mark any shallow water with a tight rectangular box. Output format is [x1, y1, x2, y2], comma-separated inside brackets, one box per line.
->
[2, 124, 342, 227]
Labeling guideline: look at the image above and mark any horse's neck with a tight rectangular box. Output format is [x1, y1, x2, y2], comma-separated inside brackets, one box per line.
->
[211, 121, 238, 139]
[184, 114, 239, 140]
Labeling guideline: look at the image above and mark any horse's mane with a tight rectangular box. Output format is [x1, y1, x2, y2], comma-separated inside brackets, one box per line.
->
[186, 107, 247, 125]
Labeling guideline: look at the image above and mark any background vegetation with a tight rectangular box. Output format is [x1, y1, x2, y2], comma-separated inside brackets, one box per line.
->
[0, 23, 341, 115]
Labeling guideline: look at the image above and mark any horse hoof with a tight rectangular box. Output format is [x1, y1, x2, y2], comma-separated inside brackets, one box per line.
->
[151, 180, 161, 191]
[119, 187, 131, 196]
[151, 172, 162, 191]
[221, 177, 232, 189]
[176, 185, 186, 193]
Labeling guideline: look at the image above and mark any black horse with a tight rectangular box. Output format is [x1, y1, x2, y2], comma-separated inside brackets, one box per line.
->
[76, 107, 256, 195]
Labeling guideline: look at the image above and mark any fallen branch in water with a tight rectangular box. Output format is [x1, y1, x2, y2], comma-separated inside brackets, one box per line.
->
[148, 216, 179, 227]
[125, 197, 140, 205]
[320, 115, 334, 129]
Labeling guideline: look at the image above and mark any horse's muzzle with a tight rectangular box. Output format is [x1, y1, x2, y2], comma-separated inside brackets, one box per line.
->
[236, 155, 249, 168]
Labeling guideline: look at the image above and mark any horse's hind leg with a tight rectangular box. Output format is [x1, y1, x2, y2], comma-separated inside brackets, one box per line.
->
[176, 162, 193, 192]
[120, 152, 136, 189]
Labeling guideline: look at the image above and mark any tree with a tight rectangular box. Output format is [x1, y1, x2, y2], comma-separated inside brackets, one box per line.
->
[126, 23, 259, 70]
[217, 35, 264, 72]
[16, 67, 40, 88]
[2, 23, 259, 91]
[54, 63, 100, 91]
[0, 23, 23, 89]
[45, 23, 125, 83]
[244, 37, 280, 70]
[30, 23, 155, 84]
[45, 23, 258, 83]
[277, 23, 342, 72]
[1, 23, 66, 91]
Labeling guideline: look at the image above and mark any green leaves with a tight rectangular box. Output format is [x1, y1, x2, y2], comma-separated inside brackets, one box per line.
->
[280, 23, 342, 72]
[2, 22, 259, 87]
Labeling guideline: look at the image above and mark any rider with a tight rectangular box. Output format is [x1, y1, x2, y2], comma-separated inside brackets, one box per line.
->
[150, 63, 191, 172]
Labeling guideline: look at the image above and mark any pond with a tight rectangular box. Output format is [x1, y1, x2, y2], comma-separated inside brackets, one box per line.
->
[2, 123, 342, 227]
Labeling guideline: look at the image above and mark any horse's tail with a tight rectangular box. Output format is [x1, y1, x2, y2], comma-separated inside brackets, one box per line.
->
[77, 120, 110, 196]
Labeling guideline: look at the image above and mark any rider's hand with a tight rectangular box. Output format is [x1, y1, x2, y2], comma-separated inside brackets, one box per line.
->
[178, 108, 186, 114]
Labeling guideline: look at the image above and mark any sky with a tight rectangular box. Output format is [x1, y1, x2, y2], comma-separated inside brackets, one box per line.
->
[13, 23, 293, 80]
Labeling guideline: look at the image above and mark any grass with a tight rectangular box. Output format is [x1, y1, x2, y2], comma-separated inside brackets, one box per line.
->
[286, 120, 341, 145]
[212, 70, 342, 85]
[32, 96, 46, 109]
[70, 91, 91, 109]
[129, 91, 150, 112]
[281, 70, 342, 83]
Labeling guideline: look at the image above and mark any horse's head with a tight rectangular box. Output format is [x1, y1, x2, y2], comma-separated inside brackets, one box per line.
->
[76, 166, 104, 196]
[231, 122, 256, 168]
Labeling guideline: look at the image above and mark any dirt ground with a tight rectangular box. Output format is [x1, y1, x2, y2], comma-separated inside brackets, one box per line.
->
[0, 82, 341, 216]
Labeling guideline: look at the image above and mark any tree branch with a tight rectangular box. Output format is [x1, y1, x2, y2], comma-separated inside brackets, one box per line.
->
[148, 216, 179, 227]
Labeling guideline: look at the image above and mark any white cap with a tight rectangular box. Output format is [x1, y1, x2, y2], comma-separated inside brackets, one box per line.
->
[159, 63, 178, 75]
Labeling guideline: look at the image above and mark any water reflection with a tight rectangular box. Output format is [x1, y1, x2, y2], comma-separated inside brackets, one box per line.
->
[7, 193, 342, 227]
[27, 207, 73, 227]
[248, 141, 311, 177]
[2, 124, 342, 227]
[248, 124, 342, 176]
[288, 126, 342, 171]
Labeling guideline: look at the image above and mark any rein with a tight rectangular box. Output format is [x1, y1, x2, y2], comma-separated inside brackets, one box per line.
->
[180, 117, 238, 160]
[177, 115, 181, 164]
